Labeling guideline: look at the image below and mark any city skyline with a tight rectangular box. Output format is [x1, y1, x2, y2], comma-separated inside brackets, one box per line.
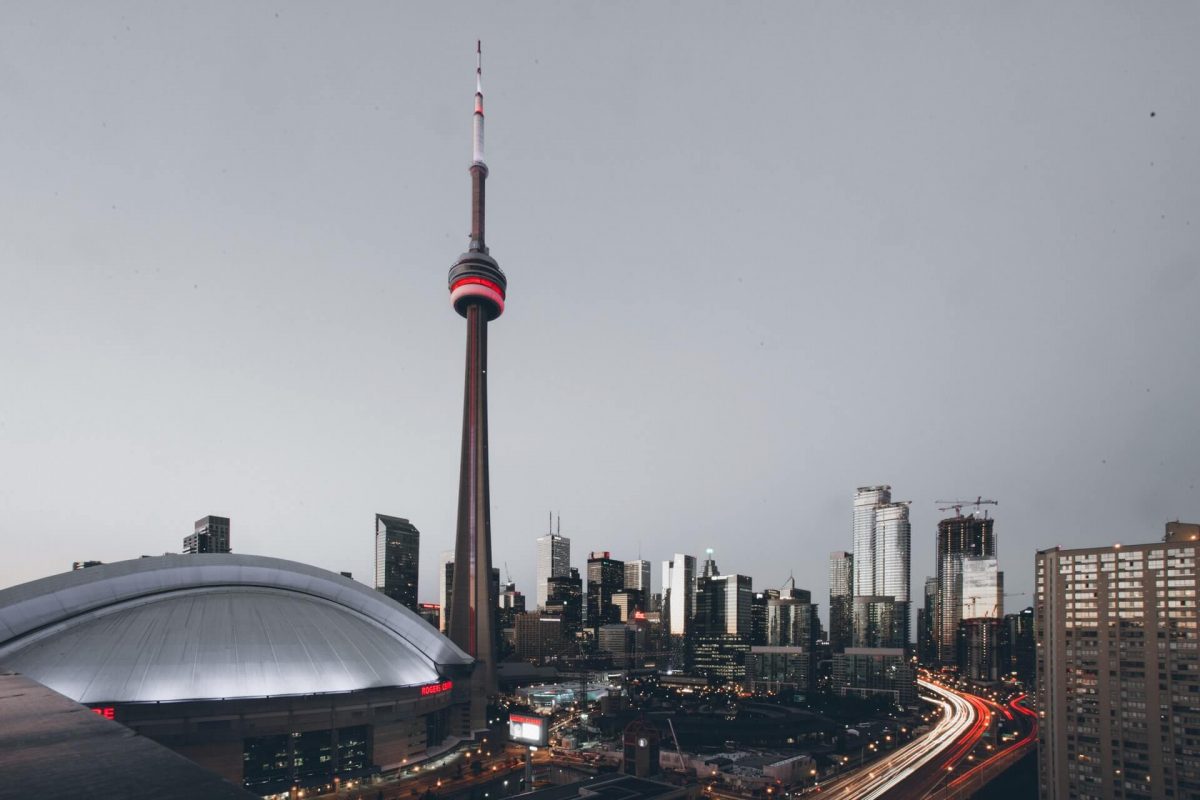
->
[2, 3, 1198, 616]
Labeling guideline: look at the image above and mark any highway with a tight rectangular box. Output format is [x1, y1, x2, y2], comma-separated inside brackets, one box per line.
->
[816, 679, 985, 800]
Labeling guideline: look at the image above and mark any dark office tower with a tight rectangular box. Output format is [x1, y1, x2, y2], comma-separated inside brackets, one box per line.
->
[183, 515, 231, 554]
[692, 572, 753, 680]
[999, 606, 1034, 686]
[446, 45, 507, 731]
[917, 575, 936, 665]
[374, 515, 420, 611]
[751, 589, 779, 647]
[934, 513, 995, 666]
[828, 551, 853, 653]
[440, 555, 455, 633]
[586, 552, 625, 635]
[766, 589, 814, 648]
[956, 617, 1002, 682]
[545, 568, 583, 641]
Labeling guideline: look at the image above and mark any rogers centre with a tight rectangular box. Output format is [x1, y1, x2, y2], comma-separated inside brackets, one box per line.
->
[0, 554, 475, 795]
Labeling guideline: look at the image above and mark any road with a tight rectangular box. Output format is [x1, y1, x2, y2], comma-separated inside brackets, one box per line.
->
[815, 679, 985, 800]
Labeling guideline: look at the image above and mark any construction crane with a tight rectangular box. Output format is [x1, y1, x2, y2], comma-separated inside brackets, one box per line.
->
[936, 497, 999, 518]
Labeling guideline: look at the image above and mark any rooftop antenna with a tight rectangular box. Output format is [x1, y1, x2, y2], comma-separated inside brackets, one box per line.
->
[556, 515, 561, 535]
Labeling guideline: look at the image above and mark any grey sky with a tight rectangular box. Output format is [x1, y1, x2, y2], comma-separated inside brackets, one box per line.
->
[2, 2, 1197, 622]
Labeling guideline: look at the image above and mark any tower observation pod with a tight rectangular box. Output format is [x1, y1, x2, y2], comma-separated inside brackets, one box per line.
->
[446, 41, 505, 736]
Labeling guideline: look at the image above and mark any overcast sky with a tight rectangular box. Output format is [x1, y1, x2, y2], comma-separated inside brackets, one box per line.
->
[2, 2, 1197, 623]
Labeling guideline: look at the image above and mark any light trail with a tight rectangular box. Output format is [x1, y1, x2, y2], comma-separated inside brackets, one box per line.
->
[943, 692, 1038, 792]
[816, 679, 979, 800]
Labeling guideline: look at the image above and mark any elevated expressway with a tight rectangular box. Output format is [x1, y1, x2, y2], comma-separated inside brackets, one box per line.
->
[817, 679, 989, 800]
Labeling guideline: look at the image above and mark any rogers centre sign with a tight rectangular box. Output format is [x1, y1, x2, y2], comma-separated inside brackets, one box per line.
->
[420, 680, 453, 696]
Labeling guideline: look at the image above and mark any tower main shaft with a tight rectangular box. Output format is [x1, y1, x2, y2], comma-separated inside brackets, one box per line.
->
[447, 42, 506, 735]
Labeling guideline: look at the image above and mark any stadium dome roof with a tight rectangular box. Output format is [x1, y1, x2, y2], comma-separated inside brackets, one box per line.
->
[0, 554, 472, 705]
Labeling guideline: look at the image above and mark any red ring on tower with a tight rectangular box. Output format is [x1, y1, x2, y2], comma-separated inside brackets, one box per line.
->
[450, 276, 505, 317]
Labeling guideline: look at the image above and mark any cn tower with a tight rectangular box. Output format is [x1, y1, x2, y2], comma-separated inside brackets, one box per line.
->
[446, 42, 506, 734]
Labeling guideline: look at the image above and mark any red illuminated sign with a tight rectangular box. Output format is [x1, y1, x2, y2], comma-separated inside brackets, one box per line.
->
[420, 680, 453, 696]
[510, 714, 541, 725]
[91, 706, 115, 720]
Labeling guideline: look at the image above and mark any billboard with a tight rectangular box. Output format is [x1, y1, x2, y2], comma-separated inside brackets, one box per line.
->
[509, 713, 548, 746]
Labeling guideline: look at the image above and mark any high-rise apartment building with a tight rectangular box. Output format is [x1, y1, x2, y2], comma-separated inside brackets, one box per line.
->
[374, 514, 420, 611]
[183, 515, 231, 554]
[850, 488, 912, 650]
[586, 552, 625, 634]
[935, 513, 995, 666]
[853, 487, 890, 594]
[536, 532, 571, 610]
[1036, 523, 1200, 800]
[829, 551, 854, 652]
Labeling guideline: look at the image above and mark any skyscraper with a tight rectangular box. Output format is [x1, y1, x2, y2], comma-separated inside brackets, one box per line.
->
[692, 572, 753, 680]
[536, 531, 570, 610]
[765, 589, 815, 649]
[850, 488, 912, 650]
[934, 513, 995, 666]
[661, 554, 696, 637]
[183, 515, 230, 554]
[852, 487, 889, 595]
[828, 551, 853, 652]
[1036, 523, 1200, 799]
[999, 606, 1034, 686]
[917, 575, 937, 665]
[374, 514, 420, 611]
[439, 552, 454, 633]
[661, 554, 696, 669]
[586, 551, 625, 635]
[446, 45, 507, 729]
[874, 501, 912, 646]
[545, 567, 583, 642]
[624, 560, 651, 595]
